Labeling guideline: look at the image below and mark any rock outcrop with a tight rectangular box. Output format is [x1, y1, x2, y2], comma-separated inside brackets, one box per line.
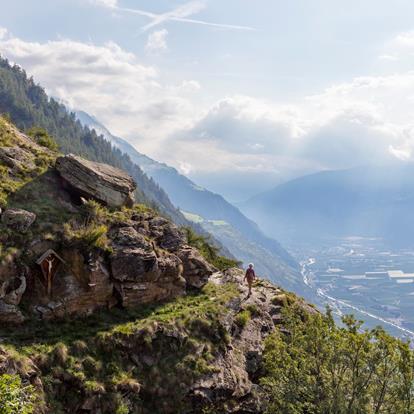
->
[56, 154, 136, 208]
[0, 146, 36, 173]
[1, 208, 36, 233]
[0, 192, 212, 323]
[0, 144, 214, 323]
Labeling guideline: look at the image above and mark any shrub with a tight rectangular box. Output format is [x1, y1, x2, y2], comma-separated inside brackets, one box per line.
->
[26, 127, 58, 151]
[183, 227, 241, 271]
[261, 306, 414, 414]
[0, 374, 35, 414]
[64, 221, 110, 251]
[234, 310, 251, 328]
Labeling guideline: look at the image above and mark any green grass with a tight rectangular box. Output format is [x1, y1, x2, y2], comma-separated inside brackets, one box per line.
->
[0, 117, 16, 147]
[0, 281, 239, 413]
[0, 374, 35, 414]
[26, 127, 58, 151]
[234, 309, 251, 328]
[0, 117, 56, 209]
[183, 227, 241, 271]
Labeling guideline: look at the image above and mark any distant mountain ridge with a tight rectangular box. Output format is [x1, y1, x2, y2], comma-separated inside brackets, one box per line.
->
[76, 111, 304, 291]
[242, 165, 414, 246]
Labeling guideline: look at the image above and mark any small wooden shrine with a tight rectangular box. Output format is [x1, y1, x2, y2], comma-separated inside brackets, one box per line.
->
[36, 249, 66, 297]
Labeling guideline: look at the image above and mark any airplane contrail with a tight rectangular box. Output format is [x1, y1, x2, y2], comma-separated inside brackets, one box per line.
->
[100, 1, 256, 32]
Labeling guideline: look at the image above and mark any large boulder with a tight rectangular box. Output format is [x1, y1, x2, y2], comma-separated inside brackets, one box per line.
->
[1, 208, 36, 233]
[111, 248, 161, 283]
[56, 154, 136, 208]
[110, 225, 186, 307]
[177, 247, 215, 289]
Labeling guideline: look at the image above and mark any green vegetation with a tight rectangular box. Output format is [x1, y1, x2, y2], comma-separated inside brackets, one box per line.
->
[0, 56, 188, 223]
[0, 374, 35, 414]
[62, 200, 156, 253]
[26, 127, 58, 151]
[63, 221, 110, 251]
[262, 304, 414, 414]
[234, 309, 251, 328]
[184, 227, 241, 271]
[0, 281, 239, 413]
[0, 117, 56, 209]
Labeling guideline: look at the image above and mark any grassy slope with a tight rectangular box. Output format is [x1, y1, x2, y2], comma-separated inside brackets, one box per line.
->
[1, 281, 240, 413]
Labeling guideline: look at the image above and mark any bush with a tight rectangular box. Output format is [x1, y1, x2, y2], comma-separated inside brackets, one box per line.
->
[64, 221, 110, 251]
[261, 306, 414, 414]
[0, 374, 35, 414]
[234, 310, 251, 328]
[183, 227, 241, 271]
[26, 127, 58, 151]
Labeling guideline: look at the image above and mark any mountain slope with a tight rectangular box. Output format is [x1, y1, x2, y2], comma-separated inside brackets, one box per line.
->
[0, 56, 187, 226]
[76, 111, 303, 291]
[242, 165, 414, 246]
[1, 118, 414, 414]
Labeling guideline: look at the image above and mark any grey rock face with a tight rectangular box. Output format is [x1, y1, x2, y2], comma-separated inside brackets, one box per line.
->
[156, 224, 186, 251]
[56, 154, 136, 208]
[0, 276, 26, 305]
[1, 208, 36, 233]
[0, 146, 36, 172]
[110, 226, 151, 249]
[177, 247, 215, 288]
[111, 248, 161, 283]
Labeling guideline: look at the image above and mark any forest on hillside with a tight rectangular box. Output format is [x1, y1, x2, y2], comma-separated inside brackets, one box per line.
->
[0, 56, 184, 223]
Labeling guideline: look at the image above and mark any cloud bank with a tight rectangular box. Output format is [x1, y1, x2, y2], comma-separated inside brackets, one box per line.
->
[0, 29, 200, 141]
[2, 28, 414, 199]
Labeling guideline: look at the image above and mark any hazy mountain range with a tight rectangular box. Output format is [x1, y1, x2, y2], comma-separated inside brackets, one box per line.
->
[241, 165, 414, 247]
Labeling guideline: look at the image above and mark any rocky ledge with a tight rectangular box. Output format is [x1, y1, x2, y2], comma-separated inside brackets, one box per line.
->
[0, 152, 214, 324]
[55, 154, 137, 208]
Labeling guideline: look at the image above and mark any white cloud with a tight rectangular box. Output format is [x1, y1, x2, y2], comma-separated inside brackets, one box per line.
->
[0, 27, 7, 40]
[3, 27, 414, 199]
[0, 32, 200, 142]
[179, 80, 201, 93]
[394, 30, 414, 48]
[380, 30, 414, 62]
[90, 0, 117, 8]
[378, 54, 398, 61]
[153, 70, 414, 191]
[145, 29, 168, 54]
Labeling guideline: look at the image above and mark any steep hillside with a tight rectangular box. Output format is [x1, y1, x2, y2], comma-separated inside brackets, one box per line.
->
[1, 118, 414, 414]
[242, 165, 414, 246]
[0, 56, 187, 226]
[0, 117, 226, 323]
[76, 111, 303, 292]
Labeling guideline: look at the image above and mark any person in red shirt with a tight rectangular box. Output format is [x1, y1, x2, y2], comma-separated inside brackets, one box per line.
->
[244, 263, 256, 296]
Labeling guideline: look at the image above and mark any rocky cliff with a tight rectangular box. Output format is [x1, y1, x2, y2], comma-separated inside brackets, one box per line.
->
[0, 118, 214, 325]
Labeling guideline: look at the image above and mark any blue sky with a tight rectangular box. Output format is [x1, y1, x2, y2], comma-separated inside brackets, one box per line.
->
[2, 0, 414, 200]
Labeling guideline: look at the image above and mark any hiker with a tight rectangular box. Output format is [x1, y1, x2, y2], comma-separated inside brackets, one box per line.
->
[244, 263, 256, 296]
